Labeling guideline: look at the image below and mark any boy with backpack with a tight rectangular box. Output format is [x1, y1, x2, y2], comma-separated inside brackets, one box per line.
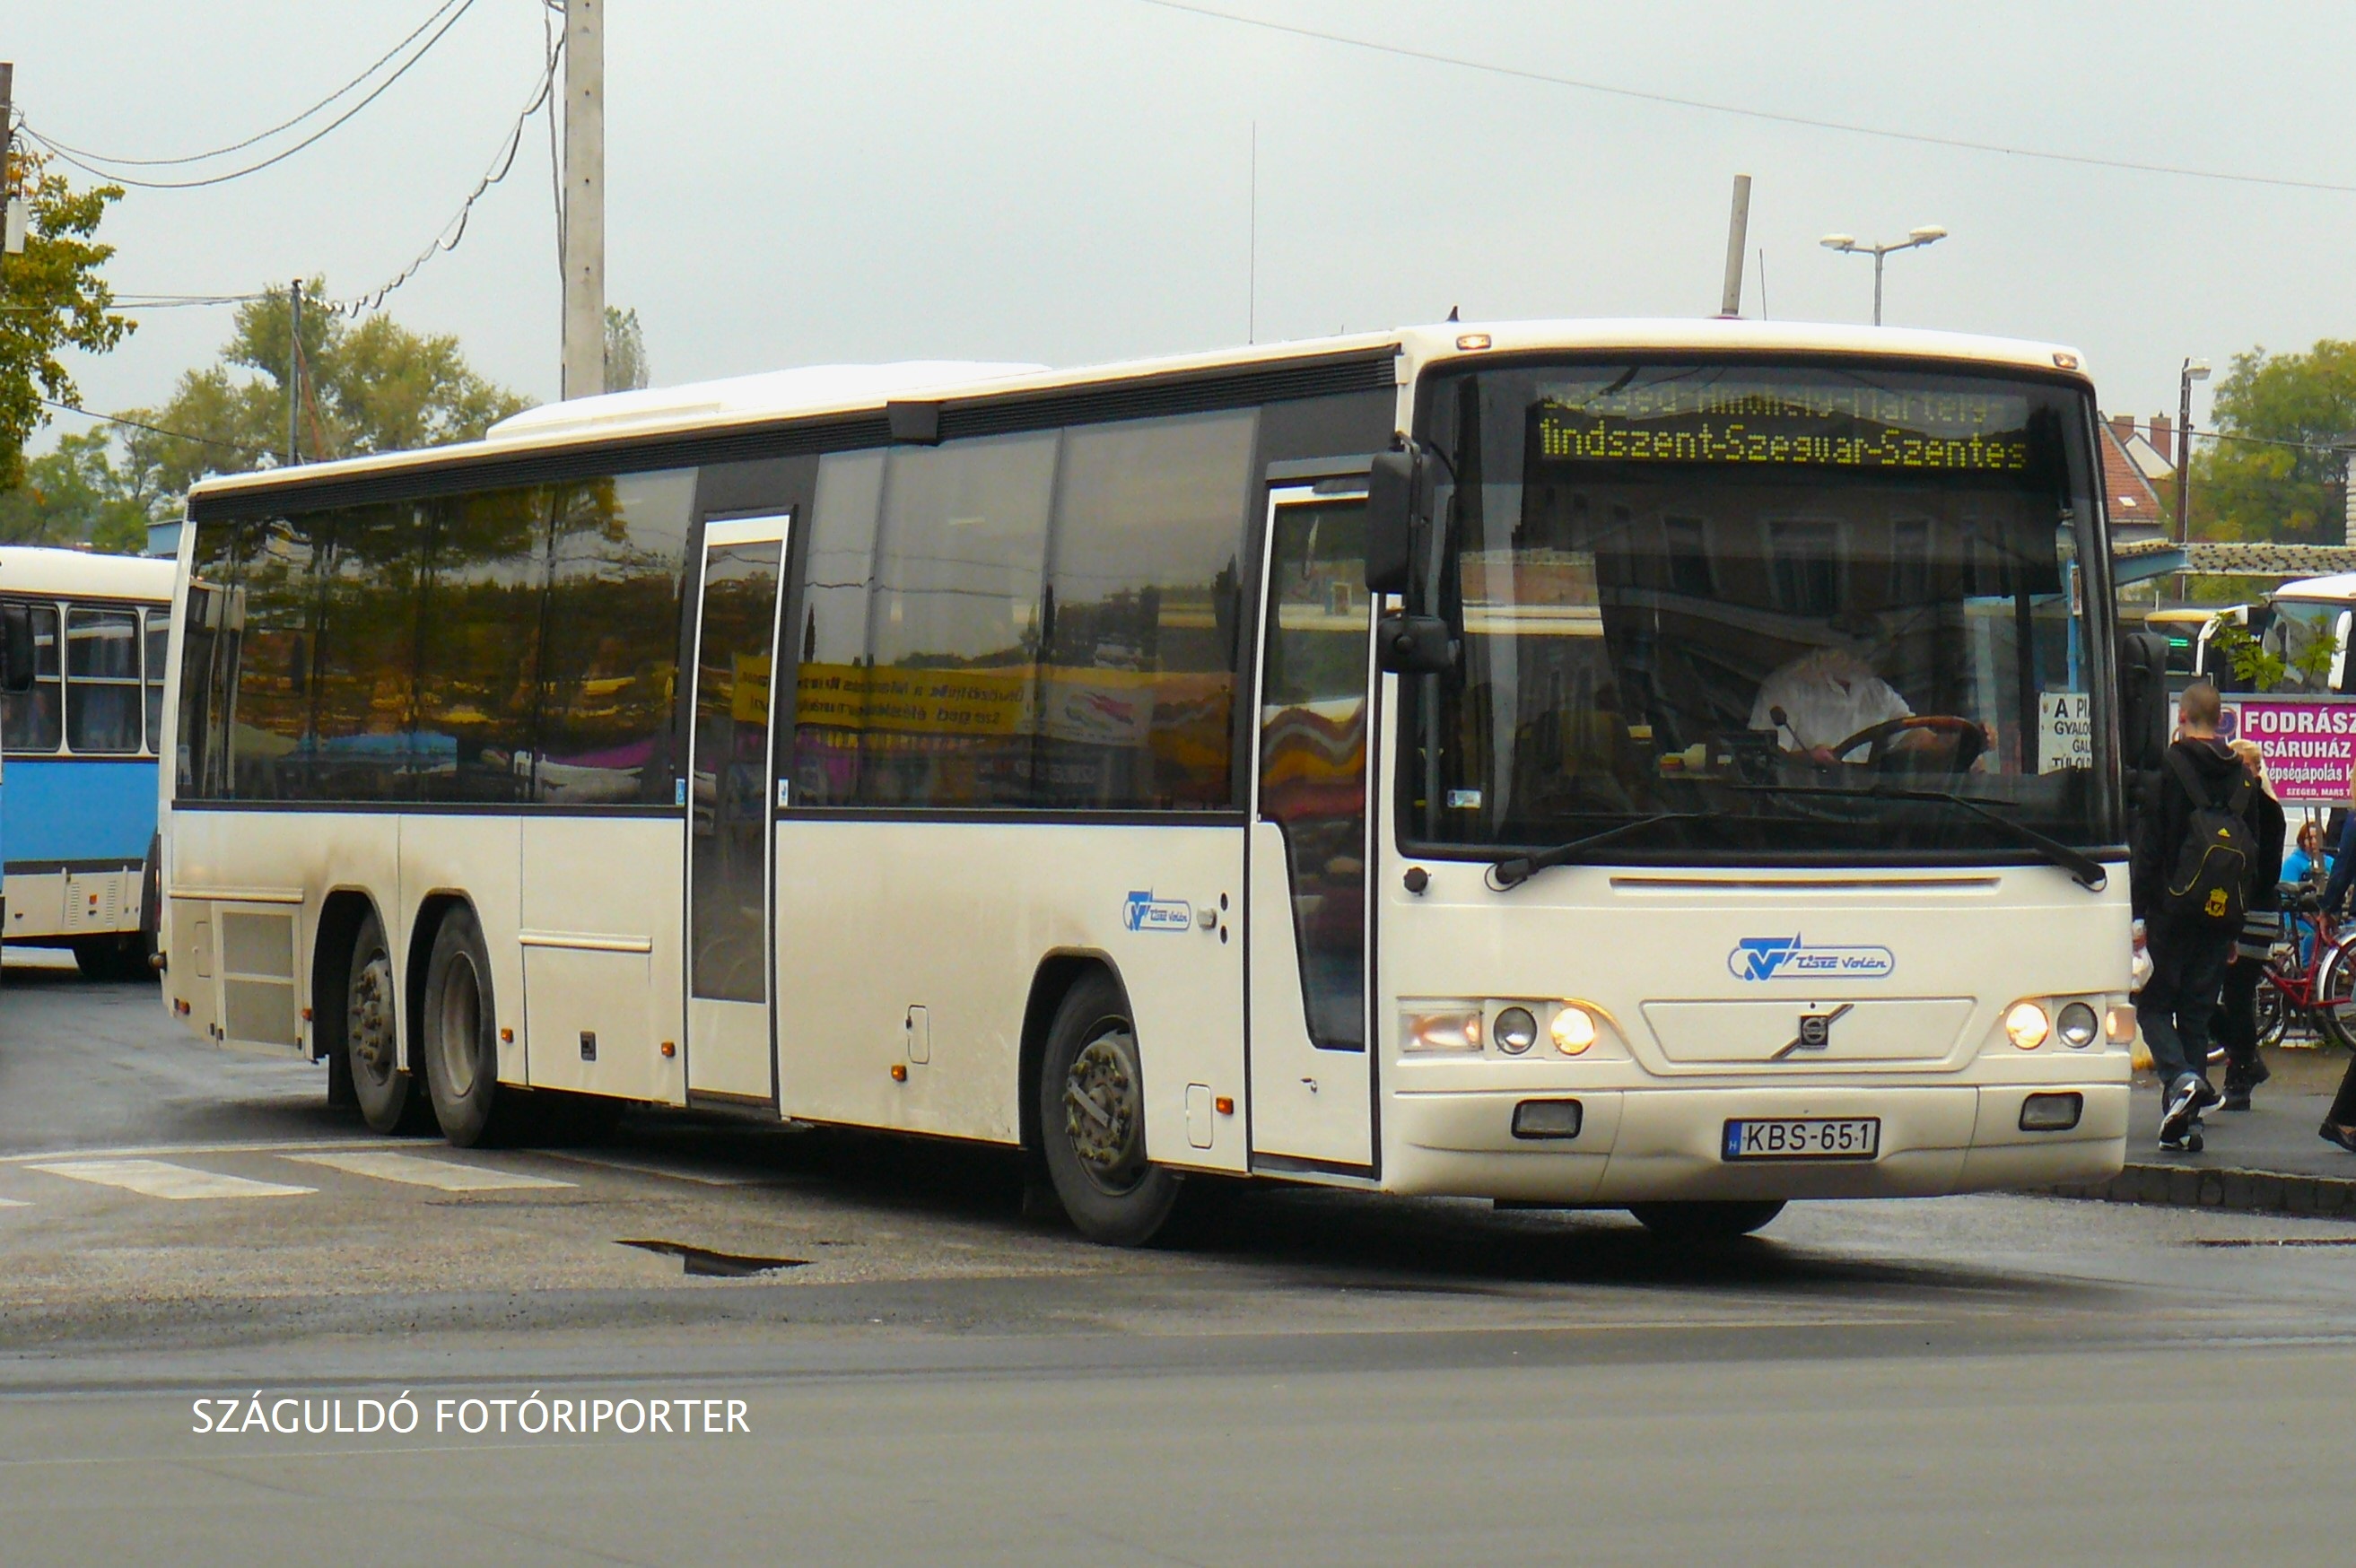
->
[2130, 682, 2264, 1152]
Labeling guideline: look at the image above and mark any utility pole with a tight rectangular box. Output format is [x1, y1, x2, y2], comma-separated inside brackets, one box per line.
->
[561, 0, 605, 400]
[286, 281, 302, 466]
[1718, 174, 1751, 318]
[1, 63, 22, 263]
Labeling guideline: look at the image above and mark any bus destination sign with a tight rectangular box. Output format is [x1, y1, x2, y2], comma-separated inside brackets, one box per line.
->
[1534, 379, 2034, 473]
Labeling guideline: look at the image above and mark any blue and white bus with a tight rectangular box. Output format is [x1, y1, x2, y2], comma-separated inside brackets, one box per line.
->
[0, 548, 178, 979]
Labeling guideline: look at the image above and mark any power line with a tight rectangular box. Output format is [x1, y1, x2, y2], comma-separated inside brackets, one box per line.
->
[1130, 0, 2356, 198]
[23, 0, 468, 169]
[18, 0, 483, 191]
[326, 21, 563, 317]
[39, 397, 271, 457]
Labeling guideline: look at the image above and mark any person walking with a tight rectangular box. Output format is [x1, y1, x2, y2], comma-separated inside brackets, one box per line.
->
[2212, 739, 2284, 1111]
[2131, 682, 2262, 1152]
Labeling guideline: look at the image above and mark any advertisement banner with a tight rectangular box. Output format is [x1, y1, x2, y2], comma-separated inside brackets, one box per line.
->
[2220, 695, 2356, 806]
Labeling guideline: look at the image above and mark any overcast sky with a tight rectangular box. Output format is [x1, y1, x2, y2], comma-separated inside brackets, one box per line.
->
[17, 1, 2356, 457]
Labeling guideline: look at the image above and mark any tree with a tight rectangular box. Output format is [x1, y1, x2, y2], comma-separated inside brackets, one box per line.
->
[0, 428, 152, 551]
[604, 305, 648, 392]
[120, 283, 532, 501]
[0, 152, 134, 491]
[2188, 340, 2356, 544]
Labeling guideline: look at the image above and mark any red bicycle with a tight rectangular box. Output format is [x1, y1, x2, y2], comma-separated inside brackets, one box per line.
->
[2254, 887, 2356, 1050]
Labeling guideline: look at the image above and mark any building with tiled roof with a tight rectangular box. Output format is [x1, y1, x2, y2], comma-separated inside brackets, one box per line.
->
[2100, 413, 2174, 544]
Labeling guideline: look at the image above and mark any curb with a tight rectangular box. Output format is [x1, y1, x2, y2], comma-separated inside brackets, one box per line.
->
[2051, 1163, 2356, 1219]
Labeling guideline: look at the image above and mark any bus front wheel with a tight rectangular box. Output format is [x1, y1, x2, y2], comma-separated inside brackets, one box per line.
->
[1628, 1200, 1786, 1241]
[1037, 971, 1182, 1247]
[421, 905, 521, 1147]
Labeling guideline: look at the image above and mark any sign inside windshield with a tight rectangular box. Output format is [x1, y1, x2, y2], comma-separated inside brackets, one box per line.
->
[1533, 378, 2035, 473]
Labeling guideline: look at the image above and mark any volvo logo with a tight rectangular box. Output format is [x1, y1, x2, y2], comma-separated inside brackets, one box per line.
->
[1772, 1002, 1854, 1060]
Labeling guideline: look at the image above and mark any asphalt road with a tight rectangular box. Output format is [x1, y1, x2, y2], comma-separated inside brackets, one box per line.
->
[5, 951, 2356, 1566]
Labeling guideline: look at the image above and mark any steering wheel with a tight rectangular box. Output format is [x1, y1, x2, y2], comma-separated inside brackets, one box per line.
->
[1826, 714, 1987, 773]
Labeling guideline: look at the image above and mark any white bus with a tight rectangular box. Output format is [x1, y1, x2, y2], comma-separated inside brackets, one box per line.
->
[161, 320, 2131, 1242]
[0, 547, 177, 977]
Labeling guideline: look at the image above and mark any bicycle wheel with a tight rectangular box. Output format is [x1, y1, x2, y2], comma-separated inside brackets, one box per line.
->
[2254, 979, 2289, 1050]
[2315, 934, 2356, 1050]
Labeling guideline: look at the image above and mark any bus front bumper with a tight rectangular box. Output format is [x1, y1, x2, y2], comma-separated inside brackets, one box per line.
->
[1385, 1082, 2128, 1205]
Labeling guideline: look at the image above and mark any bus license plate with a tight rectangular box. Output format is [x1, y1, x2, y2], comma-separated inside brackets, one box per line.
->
[1723, 1118, 1880, 1161]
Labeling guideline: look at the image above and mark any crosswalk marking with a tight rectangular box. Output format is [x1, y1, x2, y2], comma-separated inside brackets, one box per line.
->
[28, 1159, 315, 1200]
[0, 1198, 29, 1208]
[540, 1149, 755, 1187]
[281, 1151, 573, 1192]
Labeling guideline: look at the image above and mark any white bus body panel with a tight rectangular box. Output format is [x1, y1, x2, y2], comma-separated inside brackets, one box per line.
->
[774, 820, 1246, 1171]
[519, 816, 686, 1106]
[1376, 856, 2132, 1201]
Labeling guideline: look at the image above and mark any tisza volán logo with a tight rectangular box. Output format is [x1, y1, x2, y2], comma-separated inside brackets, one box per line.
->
[1729, 935, 1896, 982]
[1123, 892, 1193, 934]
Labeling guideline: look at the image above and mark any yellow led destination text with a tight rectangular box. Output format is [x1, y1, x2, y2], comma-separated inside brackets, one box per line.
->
[1537, 409, 2031, 471]
[1533, 380, 2035, 471]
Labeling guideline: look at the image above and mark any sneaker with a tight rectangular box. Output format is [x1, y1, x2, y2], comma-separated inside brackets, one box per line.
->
[2159, 1076, 2203, 1145]
[2321, 1122, 2356, 1155]
[2160, 1128, 2205, 1154]
[2218, 1081, 2253, 1112]
[2192, 1077, 2223, 1112]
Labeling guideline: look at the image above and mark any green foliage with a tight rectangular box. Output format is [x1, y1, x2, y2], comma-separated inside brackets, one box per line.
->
[2206, 614, 2342, 693]
[0, 152, 135, 492]
[2188, 341, 2356, 544]
[119, 283, 532, 501]
[604, 305, 648, 393]
[0, 429, 153, 551]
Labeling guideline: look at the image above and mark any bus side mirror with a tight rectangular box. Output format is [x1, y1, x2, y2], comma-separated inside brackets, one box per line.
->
[2116, 631, 2168, 807]
[0, 604, 32, 695]
[1366, 445, 1429, 598]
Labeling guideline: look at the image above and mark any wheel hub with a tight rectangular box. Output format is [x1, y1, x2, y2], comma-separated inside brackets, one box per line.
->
[348, 951, 397, 1083]
[1063, 1027, 1144, 1192]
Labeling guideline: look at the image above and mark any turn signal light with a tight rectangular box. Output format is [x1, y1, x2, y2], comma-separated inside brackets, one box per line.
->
[2105, 1006, 2137, 1044]
[2004, 1001, 2051, 1050]
[1403, 1007, 1484, 1054]
[1456, 332, 1493, 351]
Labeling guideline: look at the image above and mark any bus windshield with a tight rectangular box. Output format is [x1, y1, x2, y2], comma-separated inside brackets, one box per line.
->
[1403, 360, 2116, 862]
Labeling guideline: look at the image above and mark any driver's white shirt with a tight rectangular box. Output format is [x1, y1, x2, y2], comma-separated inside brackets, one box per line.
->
[1748, 648, 1912, 754]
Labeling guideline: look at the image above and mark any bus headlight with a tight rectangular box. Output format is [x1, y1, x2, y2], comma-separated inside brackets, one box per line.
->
[1494, 1006, 1539, 1055]
[1402, 1006, 1484, 1054]
[1550, 1005, 1599, 1056]
[2055, 1001, 2100, 1049]
[2004, 1000, 2051, 1050]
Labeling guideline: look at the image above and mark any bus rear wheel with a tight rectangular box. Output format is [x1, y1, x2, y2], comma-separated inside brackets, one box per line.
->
[1628, 1200, 1786, 1241]
[1037, 971, 1182, 1247]
[340, 909, 425, 1135]
[421, 905, 522, 1147]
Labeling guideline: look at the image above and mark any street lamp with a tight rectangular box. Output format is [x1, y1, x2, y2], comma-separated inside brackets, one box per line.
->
[1819, 225, 1948, 326]
[2177, 358, 2210, 545]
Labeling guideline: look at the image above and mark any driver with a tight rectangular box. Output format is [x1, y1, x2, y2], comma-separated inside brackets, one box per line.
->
[1749, 611, 1915, 764]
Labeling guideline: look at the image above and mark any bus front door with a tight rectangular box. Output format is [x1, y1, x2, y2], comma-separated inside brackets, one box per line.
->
[1247, 483, 1377, 1173]
[684, 515, 792, 1107]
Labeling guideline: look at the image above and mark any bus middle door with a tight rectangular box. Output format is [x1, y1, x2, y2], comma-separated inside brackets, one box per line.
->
[684, 515, 792, 1108]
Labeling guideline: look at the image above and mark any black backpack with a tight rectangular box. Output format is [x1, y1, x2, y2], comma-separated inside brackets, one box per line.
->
[2162, 749, 2256, 926]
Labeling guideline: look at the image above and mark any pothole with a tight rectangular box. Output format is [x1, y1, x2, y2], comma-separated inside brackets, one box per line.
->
[617, 1240, 809, 1276]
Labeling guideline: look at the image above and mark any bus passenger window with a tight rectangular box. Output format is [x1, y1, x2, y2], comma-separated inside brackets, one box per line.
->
[66, 607, 144, 754]
[1, 603, 60, 753]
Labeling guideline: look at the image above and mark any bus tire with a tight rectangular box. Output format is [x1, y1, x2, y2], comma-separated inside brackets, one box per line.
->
[1037, 970, 1182, 1246]
[421, 904, 519, 1147]
[341, 909, 424, 1135]
[1627, 1200, 1786, 1241]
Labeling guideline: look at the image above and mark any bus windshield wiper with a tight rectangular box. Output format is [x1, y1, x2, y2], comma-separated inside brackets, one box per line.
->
[1730, 783, 2107, 893]
[1489, 812, 1710, 889]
